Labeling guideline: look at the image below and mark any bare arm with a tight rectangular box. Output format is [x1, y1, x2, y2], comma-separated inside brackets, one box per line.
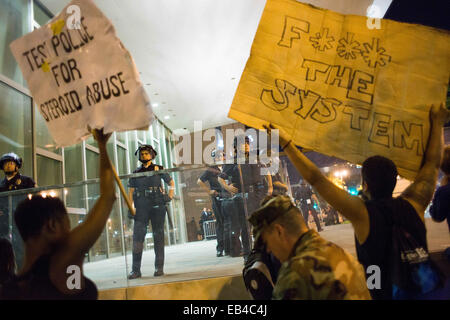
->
[402, 103, 450, 219]
[168, 179, 175, 199]
[128, 187, 135, 209]
[267, 124, 369, 242]
[56, 130, 116, 265]
[218, 177, 237, 195]
[266, 174, 273, 195]
[273, 181, 288, 191]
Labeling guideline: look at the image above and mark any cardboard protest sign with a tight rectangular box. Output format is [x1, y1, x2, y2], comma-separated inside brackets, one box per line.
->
[10, 0, 152, 147]
[228, 0, 450, 180]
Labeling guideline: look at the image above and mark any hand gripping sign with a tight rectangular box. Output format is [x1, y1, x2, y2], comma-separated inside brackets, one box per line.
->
[10, 0, 153, 148]
[228, 0, 450, 180]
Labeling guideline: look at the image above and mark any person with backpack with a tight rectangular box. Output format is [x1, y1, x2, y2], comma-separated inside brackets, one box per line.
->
[265, 103, 449, 299]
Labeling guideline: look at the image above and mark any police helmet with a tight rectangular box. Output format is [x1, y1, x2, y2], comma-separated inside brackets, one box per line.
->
[135, 145, 157, 161]
[0, 153, 22, 170]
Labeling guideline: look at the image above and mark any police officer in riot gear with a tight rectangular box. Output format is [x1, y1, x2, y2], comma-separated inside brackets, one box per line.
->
[197, 149, 228, 257]
[0, 153, 35, 193]
[0, 152, 36, 269]
[127, 145, 174, 279]
[218, 135, 272, 261]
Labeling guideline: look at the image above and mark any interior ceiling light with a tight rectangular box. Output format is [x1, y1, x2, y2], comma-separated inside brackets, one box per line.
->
[164, 115, 170, 120]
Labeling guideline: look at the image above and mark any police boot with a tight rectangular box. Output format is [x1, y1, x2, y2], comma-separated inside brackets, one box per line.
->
[128, 270, 142, 279]
[129, 251, 143, 279]
[154, 267, 164, 277]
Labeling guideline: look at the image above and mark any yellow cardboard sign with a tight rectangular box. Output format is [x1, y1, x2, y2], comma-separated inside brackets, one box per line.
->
[228, 0, 450, 180]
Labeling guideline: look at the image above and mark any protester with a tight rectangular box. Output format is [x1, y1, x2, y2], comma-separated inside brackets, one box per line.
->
[0, 238, 15, 286]
[265, 103, 450, 299]
[430, 145, 450, 258]
[127, 144, 174, 279]
[248, 195, 371, 300]
[0, 129, 115, 299]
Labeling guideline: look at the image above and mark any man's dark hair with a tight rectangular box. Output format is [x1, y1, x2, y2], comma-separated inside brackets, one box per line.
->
[14, 196, 67, 241]
[362, 156, 398, 200]
[441, 145, 450, 175]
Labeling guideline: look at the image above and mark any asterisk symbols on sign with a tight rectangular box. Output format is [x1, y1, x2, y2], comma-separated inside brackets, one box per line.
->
[361, 38, 391, 68]
[309, 28, 335, 52]
[337, 33, 361, 60]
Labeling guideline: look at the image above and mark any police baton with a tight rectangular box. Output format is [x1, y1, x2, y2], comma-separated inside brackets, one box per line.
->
[111, 162, 136, 216]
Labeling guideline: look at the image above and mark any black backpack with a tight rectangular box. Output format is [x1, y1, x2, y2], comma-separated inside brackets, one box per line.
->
[387, 204, 443, 299]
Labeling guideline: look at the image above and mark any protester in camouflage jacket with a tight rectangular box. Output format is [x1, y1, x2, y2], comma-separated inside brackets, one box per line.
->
[248, 195, 371, 300]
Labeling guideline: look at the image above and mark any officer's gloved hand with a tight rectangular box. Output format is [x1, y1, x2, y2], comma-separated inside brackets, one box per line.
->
[163, 194, 172, 203]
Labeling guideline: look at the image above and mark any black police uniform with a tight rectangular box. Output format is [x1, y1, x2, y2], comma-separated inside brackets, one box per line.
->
[199, 166, 228, 255]
[0, 172, 36, 269]
[128, 163, 172, 275]
[295, 185, 322, 231]
[220, 161, 267, 258]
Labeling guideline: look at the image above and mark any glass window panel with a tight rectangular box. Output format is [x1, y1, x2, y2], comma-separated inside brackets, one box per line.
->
[86, 149, 99, 179]
[151, 122, 159, 140]
[34, 104, 61, 154]
[137, 130, 145, 142]
[0, 0, 30, 85]
[64, 143, 82, 182]
[106, 205, 123, 257]
[33, 1, 51, 26]
[116, 131, 127, 144]
[117, 146, 127, 175]
[0, 82, 32, 177]
[36, 154, 62, 186]
[63, 144, 83, 208]
[127, 131, 139, 170]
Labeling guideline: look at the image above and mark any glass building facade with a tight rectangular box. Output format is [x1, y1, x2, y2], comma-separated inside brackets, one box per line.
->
[0, 0, 185, 263]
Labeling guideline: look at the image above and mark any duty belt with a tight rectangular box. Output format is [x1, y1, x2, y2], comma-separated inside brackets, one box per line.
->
[134, 187, 162, 198]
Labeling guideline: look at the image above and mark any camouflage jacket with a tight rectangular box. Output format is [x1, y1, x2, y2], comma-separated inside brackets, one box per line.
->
[272, 230, 371, 300]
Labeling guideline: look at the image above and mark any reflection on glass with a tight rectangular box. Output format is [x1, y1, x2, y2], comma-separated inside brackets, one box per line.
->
[0, 0, 30, 85]
[36, 155, 62, 186]
[116, 131, 127, 144]
[0, 81, 33, 177]
[117, 146, 127, 175]
[35, 105, 61, 154]
[33, 1, 51, 26]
